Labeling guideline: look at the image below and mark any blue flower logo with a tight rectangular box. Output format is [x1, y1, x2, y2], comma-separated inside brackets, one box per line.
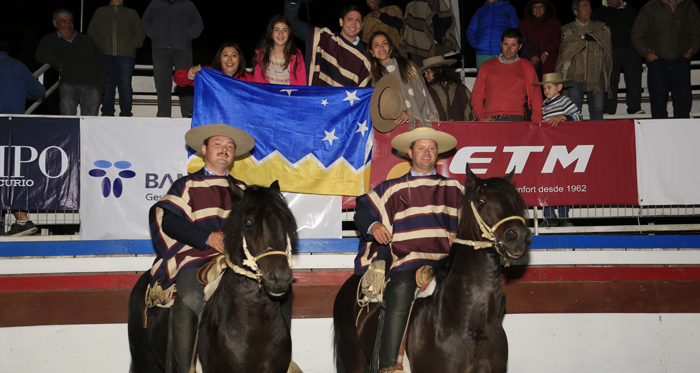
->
[89, 160, 136, 198]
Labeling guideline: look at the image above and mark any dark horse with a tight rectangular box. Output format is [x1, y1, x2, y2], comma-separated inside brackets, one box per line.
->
[333, 166, 532, 373]
[128, 182, 297, 372]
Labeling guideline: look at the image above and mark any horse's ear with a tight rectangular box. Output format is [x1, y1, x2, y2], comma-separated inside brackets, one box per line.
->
[465, 163, 478, 189]
[269, 180, 280, 191]
[230, 181, 245, 199]
[504, 167, 516, 184]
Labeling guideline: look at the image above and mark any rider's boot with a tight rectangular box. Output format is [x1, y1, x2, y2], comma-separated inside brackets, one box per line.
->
[166, 269, 205, 373]
[167, 297, 199, 373]
[375, 270, 416, 373]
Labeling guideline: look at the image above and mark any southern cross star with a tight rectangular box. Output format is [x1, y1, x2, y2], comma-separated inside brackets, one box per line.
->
[343, 90, 360, 106]
[322, 99, 328, 106]
[281, 89, 298, 97]
[355, 120, 369, 137]
[323, 129, 339, 146]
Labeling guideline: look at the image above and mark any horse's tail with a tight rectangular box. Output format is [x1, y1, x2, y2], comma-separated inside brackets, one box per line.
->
[332, 318, 345, 373]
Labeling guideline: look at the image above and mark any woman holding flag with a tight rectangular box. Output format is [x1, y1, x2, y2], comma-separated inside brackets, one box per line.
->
[173, 41, 253, 86]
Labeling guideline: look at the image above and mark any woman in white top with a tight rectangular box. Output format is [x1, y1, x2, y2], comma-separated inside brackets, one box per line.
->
[368, 30, 438, 128]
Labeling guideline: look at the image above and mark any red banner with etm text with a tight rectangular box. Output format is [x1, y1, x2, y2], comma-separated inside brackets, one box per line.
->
[357, 120, 639, 207]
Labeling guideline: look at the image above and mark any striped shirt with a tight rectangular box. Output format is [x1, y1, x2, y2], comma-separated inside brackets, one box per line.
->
[354, 173, 464, 275]
[149, 173, 246, 289]
[542, 94, 583, 122]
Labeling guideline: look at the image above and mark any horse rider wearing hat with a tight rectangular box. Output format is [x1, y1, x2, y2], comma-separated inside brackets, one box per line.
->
[421, 55, 477, 121]
[146, 124, 261, 373]
[354, 127, 464, 372]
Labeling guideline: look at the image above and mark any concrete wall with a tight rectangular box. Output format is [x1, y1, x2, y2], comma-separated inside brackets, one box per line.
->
[2, 314, 699, 373]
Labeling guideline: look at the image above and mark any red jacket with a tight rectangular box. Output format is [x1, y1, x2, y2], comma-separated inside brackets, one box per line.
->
[517, 0, 561, 74]
[252, 49, 307, 86]
[173, 66, 253, 87]
[471, 58, 543, 122]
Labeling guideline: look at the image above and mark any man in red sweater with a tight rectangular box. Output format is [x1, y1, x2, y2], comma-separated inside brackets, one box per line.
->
[471, 28, 543, 122]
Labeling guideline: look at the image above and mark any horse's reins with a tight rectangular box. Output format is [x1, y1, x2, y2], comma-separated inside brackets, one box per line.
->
[452, 200, 526, 263]
[224, 235, 296, 296]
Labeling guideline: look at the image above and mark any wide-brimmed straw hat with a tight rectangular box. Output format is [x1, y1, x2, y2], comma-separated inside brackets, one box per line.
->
[370, 75, 404, 133]
[185, 124, 255, 156]
[533, 72, 572, 86]
[391, 127, 457, 154]
[420, 55, 457, 71]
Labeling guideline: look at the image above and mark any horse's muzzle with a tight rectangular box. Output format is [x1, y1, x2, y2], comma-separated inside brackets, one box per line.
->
[262, 266, 293, 297]
[501, 225, 532, 259]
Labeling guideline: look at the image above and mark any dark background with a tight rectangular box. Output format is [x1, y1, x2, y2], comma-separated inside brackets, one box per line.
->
[1, 0, 695, 114]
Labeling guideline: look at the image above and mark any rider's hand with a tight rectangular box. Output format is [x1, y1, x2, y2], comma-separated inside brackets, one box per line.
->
[370, 223, 392, 245]
[208, 231, 225, 253]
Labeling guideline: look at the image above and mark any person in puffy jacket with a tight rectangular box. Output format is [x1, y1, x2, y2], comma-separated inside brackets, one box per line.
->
[467, 0, 519, 69]
[517, 0, 561, 77]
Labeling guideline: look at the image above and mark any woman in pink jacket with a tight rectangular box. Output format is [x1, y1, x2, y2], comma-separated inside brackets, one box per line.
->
[253, 15, 307, 86]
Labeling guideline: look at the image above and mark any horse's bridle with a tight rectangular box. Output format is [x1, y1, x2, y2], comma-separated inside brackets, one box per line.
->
[224, 235, 296, 296]
[452, 200, 526, 258]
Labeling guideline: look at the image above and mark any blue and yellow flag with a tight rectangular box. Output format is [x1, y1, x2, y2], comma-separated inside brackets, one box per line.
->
[189, 68, 374, 196]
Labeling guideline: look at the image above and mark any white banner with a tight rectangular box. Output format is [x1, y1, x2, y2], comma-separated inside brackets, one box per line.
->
[635, 120, 700, 205]
[80, 118, 341, 240]
[80, 117, 190, 240]
[284, 193, 341, 239]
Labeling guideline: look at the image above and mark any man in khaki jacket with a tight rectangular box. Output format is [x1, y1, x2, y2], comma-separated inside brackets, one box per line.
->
[88, 0, 145, 117]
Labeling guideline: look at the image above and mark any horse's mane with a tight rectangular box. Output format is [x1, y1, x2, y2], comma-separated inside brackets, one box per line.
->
[433, 175, 527, 285]
[223, 185, 299, 260]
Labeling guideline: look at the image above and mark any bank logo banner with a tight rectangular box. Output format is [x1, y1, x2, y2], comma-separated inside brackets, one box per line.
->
[88, 160, 136, 198]
[191, 68, 374, 196]
[0, 116, 80, 210]
[80, 117, 190, 240]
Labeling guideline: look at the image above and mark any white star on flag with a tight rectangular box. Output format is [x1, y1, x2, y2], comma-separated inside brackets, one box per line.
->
[355, 120, 369, 137]
[323, 129, 339, 146]
[321, 99, 328, 106]
[343, 90, 360, 106]
[281, 89, 298, 97]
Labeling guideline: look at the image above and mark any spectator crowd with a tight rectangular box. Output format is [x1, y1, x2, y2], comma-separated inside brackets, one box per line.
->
[0, 0, 697, 121]
[1, 0, 700, 234]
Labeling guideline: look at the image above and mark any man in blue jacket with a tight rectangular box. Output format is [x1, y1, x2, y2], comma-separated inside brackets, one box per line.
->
[467, 0, 519, 69]
[142, 0, 203, 118]
[0, 51, 46, 237]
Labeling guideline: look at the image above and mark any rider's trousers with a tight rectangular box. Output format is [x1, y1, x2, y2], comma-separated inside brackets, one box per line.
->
[377, 269, 417, 370]
[167, 268, 205, 373]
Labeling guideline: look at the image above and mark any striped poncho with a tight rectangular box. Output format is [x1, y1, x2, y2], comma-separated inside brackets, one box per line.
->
[542, 94, 583, 122]
[354, 173, 464, 276]
[148, 172, 246, 289]
[308, 27, 371, 87]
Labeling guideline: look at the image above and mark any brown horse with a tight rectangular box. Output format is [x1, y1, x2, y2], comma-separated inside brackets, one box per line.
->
[333, 166, 532, 373]
[128, 182, 297, 372]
